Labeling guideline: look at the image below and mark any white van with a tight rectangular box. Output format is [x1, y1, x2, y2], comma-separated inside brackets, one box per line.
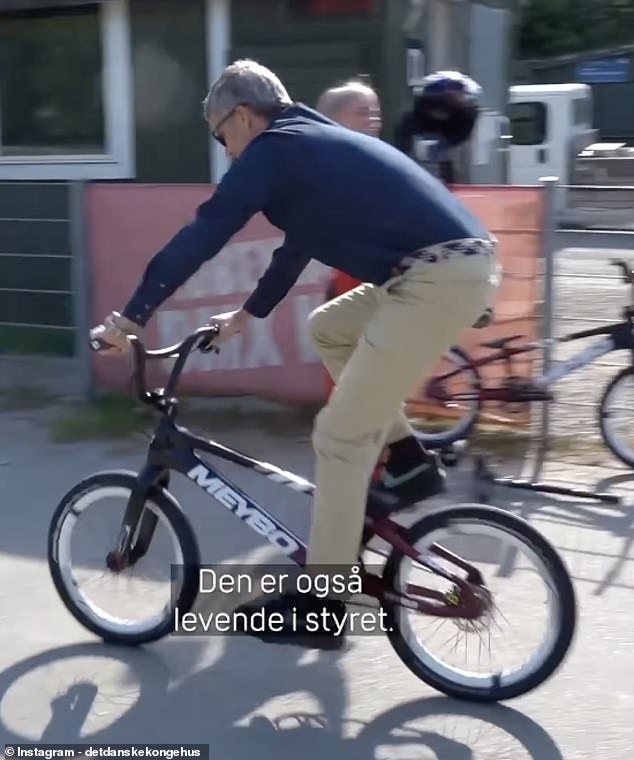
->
[507, 84, 598, 198]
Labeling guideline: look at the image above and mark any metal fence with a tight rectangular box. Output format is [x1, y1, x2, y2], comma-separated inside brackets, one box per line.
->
[0, 180, 92, 398]
[467, 181, 634, 502]
[560, 185, 634, 231]
[544, 186, 634, 452]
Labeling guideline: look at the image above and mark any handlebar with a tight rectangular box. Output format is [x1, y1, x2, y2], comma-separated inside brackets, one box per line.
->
[90, 325, 221, 407]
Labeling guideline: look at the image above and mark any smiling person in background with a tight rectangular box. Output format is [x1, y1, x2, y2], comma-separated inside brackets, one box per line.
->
[316, 77, 382, 137]
[317, 77, 384, 304]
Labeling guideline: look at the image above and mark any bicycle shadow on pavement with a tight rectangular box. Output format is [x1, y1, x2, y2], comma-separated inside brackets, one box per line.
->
[0, 638, 565, 759]
[461, 463, 634, 597]
[0, 636, 347, 748]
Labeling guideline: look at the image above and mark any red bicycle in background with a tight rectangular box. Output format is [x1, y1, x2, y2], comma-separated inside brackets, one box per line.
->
[414, 259, 634, 467]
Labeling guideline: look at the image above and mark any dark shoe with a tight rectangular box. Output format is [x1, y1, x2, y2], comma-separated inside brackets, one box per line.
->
[368, 436, 447, 513]
[232, 591, 347, 651]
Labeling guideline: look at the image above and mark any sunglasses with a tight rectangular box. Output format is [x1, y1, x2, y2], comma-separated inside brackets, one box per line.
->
[211, 106, 237, 147]
[210, 103, 287, 146]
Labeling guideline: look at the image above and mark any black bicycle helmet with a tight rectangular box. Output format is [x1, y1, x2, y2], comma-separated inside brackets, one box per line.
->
[394, 70, 482, 156]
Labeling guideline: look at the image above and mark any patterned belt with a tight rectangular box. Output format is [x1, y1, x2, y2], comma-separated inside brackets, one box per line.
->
[393, 238, 494, 275]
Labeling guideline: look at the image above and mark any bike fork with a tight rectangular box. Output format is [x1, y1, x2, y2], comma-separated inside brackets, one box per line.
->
[109, 464, 169, 569]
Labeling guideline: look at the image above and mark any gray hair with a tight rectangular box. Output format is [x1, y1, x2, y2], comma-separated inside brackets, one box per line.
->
[202, 59, 292, 119]
[316, 79, 377, 118]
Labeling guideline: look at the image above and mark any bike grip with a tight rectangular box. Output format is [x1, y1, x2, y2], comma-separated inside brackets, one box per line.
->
[90, 337, 113, 352]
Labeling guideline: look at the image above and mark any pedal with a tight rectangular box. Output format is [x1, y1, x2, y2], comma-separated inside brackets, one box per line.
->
[438, 441, 466, 468]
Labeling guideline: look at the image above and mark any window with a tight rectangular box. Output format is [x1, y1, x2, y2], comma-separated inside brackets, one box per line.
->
[0, 1, 133, 180]
[508, 102, 547, 146]
[573, 97, 592, 126]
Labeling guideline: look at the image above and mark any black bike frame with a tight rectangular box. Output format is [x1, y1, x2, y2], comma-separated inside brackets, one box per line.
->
[102, 327, 485, 615]
[122, 415, 313, 566]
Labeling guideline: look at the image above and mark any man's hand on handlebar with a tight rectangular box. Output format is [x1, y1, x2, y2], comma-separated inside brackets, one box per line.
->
[205, 308, 251, 347]
[90, 311, 140, 355]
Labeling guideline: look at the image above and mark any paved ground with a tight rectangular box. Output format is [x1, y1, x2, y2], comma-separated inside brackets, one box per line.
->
[0, 396, 633, 760]
[1, 245, 634, 759]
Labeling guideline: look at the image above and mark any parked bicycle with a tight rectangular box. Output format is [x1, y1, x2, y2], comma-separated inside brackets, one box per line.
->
[48, 325, 576, 702]
[414, 258, 634, 466]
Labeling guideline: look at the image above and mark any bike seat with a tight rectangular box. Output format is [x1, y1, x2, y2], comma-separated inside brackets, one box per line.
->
[480, 334, 525, 350]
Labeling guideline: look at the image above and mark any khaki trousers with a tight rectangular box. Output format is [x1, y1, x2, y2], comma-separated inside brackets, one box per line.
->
[306, 239, 498, 567]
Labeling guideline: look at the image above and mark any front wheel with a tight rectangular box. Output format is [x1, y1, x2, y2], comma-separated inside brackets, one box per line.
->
[598, 366, 634, 467]
[48, 471, 200, 646]
[381, 504, 576, 702]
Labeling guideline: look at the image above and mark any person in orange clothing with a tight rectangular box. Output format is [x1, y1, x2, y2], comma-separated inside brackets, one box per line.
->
[316, 78, 381, 377]
[316, 77, 391, 478]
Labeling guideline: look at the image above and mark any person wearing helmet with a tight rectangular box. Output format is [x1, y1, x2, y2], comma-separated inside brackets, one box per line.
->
[394, 70, 482, 173]
[394, 70, 497, 328]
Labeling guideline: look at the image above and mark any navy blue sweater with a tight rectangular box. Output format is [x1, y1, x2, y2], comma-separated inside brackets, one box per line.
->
[123, 104, 490, 325]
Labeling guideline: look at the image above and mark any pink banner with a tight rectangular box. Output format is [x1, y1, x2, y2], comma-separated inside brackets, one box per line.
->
[87, 183, 543, 408]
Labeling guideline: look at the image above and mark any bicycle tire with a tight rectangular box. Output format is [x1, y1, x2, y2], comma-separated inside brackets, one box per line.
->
[598, 366, 634, 468]
[381, 504, 576, 702]
[48, 470, 200, 646]
[409, 346, 482, 448]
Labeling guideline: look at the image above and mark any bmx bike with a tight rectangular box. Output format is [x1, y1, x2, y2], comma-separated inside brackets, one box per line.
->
[48, 325, 576, 703]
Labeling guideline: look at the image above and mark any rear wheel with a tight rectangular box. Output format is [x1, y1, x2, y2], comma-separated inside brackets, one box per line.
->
[48, 471, 200, 646]
[598, 366, 634, 467]
[381, 504, 576, 702]
[406, 346, 482, 448]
